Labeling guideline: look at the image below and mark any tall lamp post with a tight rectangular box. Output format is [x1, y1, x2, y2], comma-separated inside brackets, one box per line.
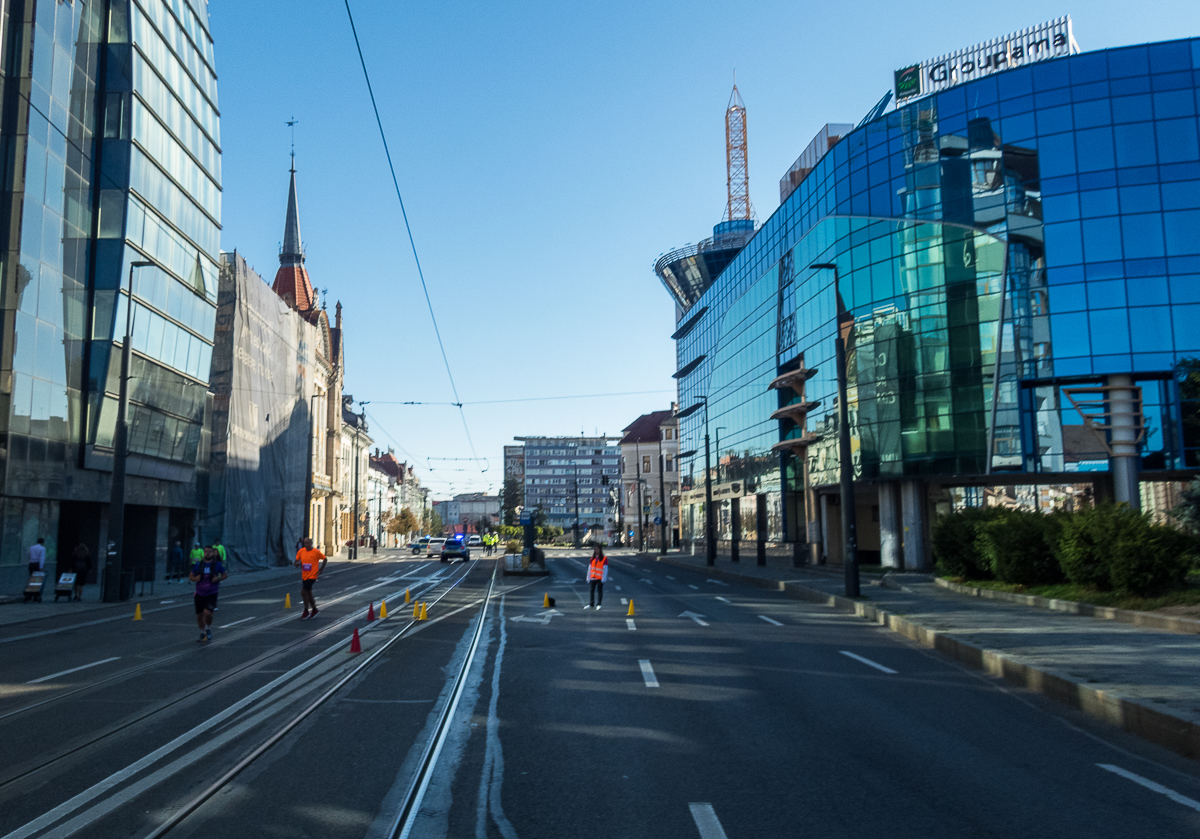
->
[657, 432, 668, 555]
[572, 464, 581, 549]
[105, 260, 155, 602]
[810, 262, 859, 598]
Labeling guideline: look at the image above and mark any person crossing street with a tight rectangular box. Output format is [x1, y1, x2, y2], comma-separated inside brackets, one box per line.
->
[294, 537, 327, 620]
[584, 545, 608, 610]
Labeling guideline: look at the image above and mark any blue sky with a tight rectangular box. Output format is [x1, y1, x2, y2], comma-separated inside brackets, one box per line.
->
[210, 1, 1199, 499]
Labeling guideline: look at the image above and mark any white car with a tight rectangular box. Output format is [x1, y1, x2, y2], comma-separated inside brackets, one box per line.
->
[426, 538, 446, 557]
[467, 535, 482, 546]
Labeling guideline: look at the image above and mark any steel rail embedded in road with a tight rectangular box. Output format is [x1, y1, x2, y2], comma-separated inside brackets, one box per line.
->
[0, 563, 463, 791]
[138, 560, 489, 839]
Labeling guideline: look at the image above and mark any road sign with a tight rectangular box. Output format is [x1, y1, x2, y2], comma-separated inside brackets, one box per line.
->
[643, 505, 650, 514]
[519, 510, 531, 525]
[654, 516, 661, 525]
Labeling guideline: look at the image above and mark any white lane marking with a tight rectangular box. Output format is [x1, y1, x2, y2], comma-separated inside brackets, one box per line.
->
[626, 619, 636, 631]
[679, 611, 709, 627]
[666, 575, 676, 580]
[158, 600, 177, 604]
[639, 659, 659, 688]
[615, 586, 622, 591]
[688, 584, 699, 590]
[689, 803, 730, 839]
[474, 594, 519, 838]
[706, 579, 729, 586]
[840, 650, 898, 674]
[758, 615, 783, 626]
[26, 657, 121, 684]
[1098, 764, 1200, 812]
[715, 596, 731, 603]
[621, 598, 629, 605]
[221, 616, 256, 628]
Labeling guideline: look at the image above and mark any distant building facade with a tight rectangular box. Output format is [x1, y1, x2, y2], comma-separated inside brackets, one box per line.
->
[515, 436, 620, 537]
[619, 408, 680, 549]
[433, 493, 501, 535]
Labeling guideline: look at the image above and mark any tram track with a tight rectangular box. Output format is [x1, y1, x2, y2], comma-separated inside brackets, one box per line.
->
[0, 561, 467, 792]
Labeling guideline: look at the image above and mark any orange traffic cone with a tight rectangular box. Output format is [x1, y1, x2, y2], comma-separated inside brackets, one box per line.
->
[349, 627, 362, 653]
[367, 602, 375, 622]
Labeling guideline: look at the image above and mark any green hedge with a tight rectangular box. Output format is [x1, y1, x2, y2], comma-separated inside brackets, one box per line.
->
[936, 503, 1196, 595]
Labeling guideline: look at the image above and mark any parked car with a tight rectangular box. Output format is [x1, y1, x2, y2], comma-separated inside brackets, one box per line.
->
[441, 536, 471, 562]
[426, 538, 446, 558]
[467, 535, 482, 547]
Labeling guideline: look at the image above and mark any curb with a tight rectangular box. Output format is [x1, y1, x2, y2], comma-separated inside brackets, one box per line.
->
[933, 577, 1200, 636]
[652, 554, 1200, 761]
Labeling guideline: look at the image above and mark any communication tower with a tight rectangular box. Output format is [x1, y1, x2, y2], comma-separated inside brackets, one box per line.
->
[724, 85, 752, 221]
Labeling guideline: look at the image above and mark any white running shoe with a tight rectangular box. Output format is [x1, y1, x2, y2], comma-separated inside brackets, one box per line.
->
[596, 605, 602, 610]
[583, 605, 591, 609]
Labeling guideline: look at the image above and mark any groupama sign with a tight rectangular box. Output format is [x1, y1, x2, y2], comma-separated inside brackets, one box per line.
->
[894, 16, 1080, 101]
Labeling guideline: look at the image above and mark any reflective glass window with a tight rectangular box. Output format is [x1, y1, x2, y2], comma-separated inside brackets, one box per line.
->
[1050, 282, 1086, 311]
[1114, 122, 1158, 167]
[1128, 275, 1169, 305]
[1156, 118, 1200, 163]
[1112, 94, 1153, 123]
[1036, 104, 1073, 135]
[1037, 133, 1076, 174]
[1164, 209, 1200, 255]
[1149, 41, 1192, 73]
[1153, 89, 1195, 118]
[1087, 279, 1126, 308]
[1128, 307, 1173, 352]
[1082, 217, 1123, 261]
[1044, 220, 1082, 266]
[1172, 274, 1200, 303]
[1089, 309, 1131, 353]
[1071, 52, 1109, 84]
[1122, 213, 1166, 258]
[1108, 46, 1150, 78]
[1049, 312, 1089, 356]
[1173, 303, 1200, 350]
[1033, 60, 1071, 91]
[1075, 127, 1115, 171]
[1111, 76, 1152, 96]
[1120, 184, 1162, 213]
[1073, 99, 1111, 128]
[1079, 188, 1119, 218]
[1041, 192, 1079, 221]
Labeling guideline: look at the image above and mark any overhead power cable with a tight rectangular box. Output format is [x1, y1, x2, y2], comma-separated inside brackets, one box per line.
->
[370, 389, 677, 406]
[342, 1, 478, 461]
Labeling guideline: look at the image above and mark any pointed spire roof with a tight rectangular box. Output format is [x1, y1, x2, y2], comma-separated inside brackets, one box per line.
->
[272, 154, 318, 318]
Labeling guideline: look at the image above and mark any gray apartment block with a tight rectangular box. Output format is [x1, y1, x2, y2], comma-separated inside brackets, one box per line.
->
[514, 436, 620, 535]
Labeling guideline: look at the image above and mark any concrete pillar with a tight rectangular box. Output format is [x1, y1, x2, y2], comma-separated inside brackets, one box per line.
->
[155, 508, 170, 582]
[730, 498, 741, 563]
[900, 480, 927, 571]
[878, 483, 901, 569]
[818, 493, 831, 565]
[1107, 374, 1141, 510]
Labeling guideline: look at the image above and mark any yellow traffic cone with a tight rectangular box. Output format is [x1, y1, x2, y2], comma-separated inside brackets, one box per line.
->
[405, 588, 411, 604]
[380, 599, 388, 619]
[543, 592, 551, 608]
[133, 603, 142, 621]
[419, 602, 428, 621]
[627, 600, 635, 616]
[285, 593, 292, 610]
[413, 602, 420, 619]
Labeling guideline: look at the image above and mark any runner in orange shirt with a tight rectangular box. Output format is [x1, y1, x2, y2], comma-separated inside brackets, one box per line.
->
[294, 537, 328, 620]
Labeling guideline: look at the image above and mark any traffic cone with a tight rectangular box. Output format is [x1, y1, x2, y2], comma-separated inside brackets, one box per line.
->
[285, 593, 292, 610]
[627, 600, 635, 616]
[419, 602, 428, 621]
[543, 593, 551, 608]
[349, 627, 362, 653]
[413, 602, 420, 619]
[380, 599, 388, 619]
[405, 588, 411, 604]
[133, 603, 143, 621]
[367, 602, 375, 622]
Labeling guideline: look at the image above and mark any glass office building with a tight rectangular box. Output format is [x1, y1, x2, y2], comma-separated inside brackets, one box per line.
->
[665, 37, 1200, 567]
[0, 0, 219, 593]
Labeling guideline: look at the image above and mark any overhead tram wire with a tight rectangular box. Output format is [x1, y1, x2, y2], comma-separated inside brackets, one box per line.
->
[370, 388, 678, 406]
[342, 0, 477, 462]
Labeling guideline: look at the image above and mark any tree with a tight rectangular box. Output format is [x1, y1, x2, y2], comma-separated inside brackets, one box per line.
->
[389, 507, 418, 537]
[425, 509, 444, 535]
[531, 503, 548, 529]
[502, 476, 521, 526]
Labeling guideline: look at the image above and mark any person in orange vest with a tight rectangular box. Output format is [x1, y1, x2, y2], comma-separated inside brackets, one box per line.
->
[584, 545, 608, 610]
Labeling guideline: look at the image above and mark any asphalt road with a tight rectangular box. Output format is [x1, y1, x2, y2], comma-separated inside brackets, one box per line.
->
[2, 550, 1199, 839]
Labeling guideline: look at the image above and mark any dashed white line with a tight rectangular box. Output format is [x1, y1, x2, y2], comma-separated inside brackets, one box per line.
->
[222, 616, 256, 628]
[689, 803, 730, 839]
[840, 650, 898, 674]
[620, 598, 629, 605]
[705, 579, 729, 586]
[758, 615, 783, 626]
[688, 584, 699, 590]
[638, 659, 659, 688]
[615, 585, 622, 590]
[1098, 764, 1200, 812]
[27, 657, 121, 684]
[715, 596, 731, 603]
[666, 576, 676, 580]
[626, 619, 636, 631]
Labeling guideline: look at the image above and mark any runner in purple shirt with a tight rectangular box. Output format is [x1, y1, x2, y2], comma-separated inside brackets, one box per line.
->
[190, 546, 227, 642]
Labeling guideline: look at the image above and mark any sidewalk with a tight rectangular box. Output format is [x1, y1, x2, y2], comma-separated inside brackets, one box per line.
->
[0, 550, 410, 629]
[648, 549, 1200, 761]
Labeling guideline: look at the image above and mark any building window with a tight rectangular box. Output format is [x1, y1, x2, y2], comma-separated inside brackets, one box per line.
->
[642, 455, 651, 473]
[665, 456, 674, 472]
[663, 428, 673, 440]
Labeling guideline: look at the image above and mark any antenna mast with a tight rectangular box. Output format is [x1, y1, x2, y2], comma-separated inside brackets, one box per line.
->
[724, 85, 752, 221]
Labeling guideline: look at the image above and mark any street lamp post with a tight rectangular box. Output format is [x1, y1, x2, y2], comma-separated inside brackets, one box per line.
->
[573, 464, 581, 549]
[810, 262, 859, 598]
[657, 434, 668, 555]
[302, 392, 319, 544]
[104, 260, 154, 602]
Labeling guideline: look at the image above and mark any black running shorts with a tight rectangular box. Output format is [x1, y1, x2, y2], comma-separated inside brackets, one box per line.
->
[194, 593, 218, 614]
[302, 578, 315, 592]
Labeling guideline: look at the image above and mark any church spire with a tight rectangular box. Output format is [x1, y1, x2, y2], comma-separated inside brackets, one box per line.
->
[280, 155, 304, 267]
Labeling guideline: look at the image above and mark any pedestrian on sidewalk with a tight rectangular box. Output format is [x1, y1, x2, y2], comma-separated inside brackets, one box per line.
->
[190, 546, 227, 642]
[585, 545, 608, 610]
[294, 537, 327, 620]
[71, 542, 91, 601]
[168, 540, 184, 583]
[28, 538, 46, 577]
[213, 537, 227, 564]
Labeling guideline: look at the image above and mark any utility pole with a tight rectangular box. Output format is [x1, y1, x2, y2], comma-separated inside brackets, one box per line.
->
[811, 262, 859, 597]
[303, 393, 318, 542]
[658, 439, 668, 556]
[573, 465, 581, 549]
[104, 260, 154, 602]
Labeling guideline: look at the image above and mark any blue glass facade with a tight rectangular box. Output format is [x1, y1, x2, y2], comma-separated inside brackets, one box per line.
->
[672, 38, 1200, 545]
[0, 0, 219, 581]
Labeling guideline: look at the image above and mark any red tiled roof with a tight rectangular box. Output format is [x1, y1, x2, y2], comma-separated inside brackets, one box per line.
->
[272, 264, 317, 316]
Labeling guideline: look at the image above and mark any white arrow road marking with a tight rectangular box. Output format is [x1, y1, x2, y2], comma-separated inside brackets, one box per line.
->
[27, 657, 121, 684]
[1098, 764, 1200, 812]
[758, 615, 783, 626]
[840, 650, 898, 674]
[621, 598, 628, 605]
[715, 596, 731, 603]
[626, 619, 636, 631]
[639, 659, 659, 687]
[689, 803, 730, 839]
[509, 609, 563, 626]
[679, 611, 709, 627]
[706, 579, 730, 586]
